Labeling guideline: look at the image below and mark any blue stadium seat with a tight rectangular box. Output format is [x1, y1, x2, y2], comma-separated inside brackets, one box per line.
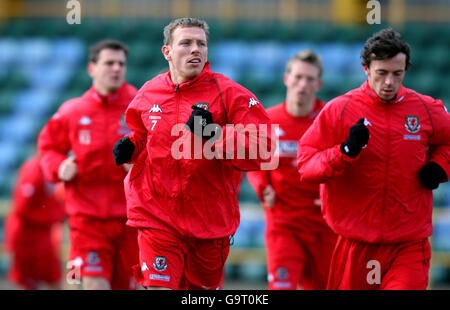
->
[18, 38, 52, 66]
[434, 183, 450, 209]
[0, 38, 19, 68]
[0, 114, 40, 144]
[316, 43, 350, 75]
[233, 203, 266, 248]
[52, 38, 85, 66]
[211, 40, 248, 71]
[210, 63, 241, 82]
[245, 41, 284, 85]
[0, 141, 20, 172]
[433, 212, 450, 251]
[233, 220, 253, 248]
[27, 62, 74, 92]
[12, 88, 56, 117]
[280, 41, 310, 67]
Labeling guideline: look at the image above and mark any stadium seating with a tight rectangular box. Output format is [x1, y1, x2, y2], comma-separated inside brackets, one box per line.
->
[0, 36, 83, 199]
[2, 19, 449, 204]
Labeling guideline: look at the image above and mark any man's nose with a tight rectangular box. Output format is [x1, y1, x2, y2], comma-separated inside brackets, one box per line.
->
[385, 74, 394, 86]
[191, 43, 201, 53]
[297, 78, 308, 88]
[112, 62, 122, 71]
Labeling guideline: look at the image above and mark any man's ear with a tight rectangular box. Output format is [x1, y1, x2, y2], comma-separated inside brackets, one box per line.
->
[87, 62, 95, 79]
[283, 72, 288, 87]
[162, 45, 171, 61]
[363, 65, 370, 77]
[316, 79, 323, 92]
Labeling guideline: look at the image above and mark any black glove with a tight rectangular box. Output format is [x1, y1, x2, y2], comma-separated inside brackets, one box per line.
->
[112, 137, 135, 165]
[185, 105, 219, 140]
[419, 162, 447, 190]
[340, 118, 370, 158]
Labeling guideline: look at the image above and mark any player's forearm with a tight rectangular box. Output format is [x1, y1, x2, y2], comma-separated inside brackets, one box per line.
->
[297, 144, 354, 183]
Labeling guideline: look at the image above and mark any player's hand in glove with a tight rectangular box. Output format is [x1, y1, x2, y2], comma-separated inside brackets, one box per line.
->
[419, 162, 447, 190]
[112, 137, 135, 165]
[185, 105, 220, 140]
[340, 118, 370, 158]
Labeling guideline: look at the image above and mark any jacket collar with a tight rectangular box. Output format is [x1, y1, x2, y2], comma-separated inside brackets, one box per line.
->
[87, 82, 128, 104]
[282, 98, 323, 120]
[360, 80, 406, 105]
[165, 62, 212, 90]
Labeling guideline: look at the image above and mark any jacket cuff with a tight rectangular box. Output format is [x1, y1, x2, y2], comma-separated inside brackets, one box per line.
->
[429, 157, 449, 183]
[328, 144, 357, 172]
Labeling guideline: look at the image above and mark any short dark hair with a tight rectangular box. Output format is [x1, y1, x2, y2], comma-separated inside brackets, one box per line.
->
[163, 17, 209, 46]
[361, 28, 411, 70]
[88, 39, 128, 63]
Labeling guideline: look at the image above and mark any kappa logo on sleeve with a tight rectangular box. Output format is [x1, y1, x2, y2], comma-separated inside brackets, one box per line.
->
[141, 262, 150, 272]
[248, 97, 259, 108]
[275, 127, 285, 137]
[149, 104, 163, 113]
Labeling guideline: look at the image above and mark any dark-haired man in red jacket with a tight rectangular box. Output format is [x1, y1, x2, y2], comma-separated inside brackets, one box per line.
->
[38, 39, 139, 290]
[297, 28, 450, 290]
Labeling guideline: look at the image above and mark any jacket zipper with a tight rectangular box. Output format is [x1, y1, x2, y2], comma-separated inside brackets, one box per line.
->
[382, 104, 390, 240]
[174, 84, 186, 234]
[103, 96, 110, 218]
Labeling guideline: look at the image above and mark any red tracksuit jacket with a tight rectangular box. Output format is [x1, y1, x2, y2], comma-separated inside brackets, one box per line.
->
[297, 80, 450, 243]
[247, 100, 328, 230]
[124, 63, 273, 239]
[6, 155, 66, 249]
[38, 83, 137, 219]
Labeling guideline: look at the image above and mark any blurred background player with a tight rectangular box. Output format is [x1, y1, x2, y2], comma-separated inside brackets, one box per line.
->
[4, 153, 66, 290]
[112, 17, 273, 290]
[37, 39, 139, 290]
[247, 50, 336, 290]
[297, 28, 450, 290]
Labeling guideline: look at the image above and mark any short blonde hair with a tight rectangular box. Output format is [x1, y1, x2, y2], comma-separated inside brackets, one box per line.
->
[163, 17, 210, 46]
[286, 49, 323, 77]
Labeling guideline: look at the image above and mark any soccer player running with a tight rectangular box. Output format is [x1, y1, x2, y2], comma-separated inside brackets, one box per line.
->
[297, 28, 450, 290]
[5, 153, 66, 290]
[247, 50, 337, 290]
[38, 40, 139, 290]
[112, 17, 273, 290]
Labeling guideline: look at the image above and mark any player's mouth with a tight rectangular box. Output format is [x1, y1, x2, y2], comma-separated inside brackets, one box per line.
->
[187, 57, 202, 65]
